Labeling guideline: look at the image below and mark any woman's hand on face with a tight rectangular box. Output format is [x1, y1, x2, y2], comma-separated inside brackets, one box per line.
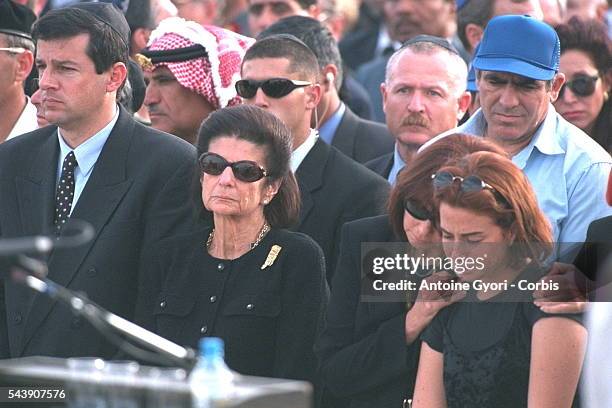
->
[403, 212, 441, 250]
[404, 271, 466, 344]
[533, 262, 590, 314]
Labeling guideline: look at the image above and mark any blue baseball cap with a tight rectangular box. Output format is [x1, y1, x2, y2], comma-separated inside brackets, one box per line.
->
[472, 15, 560, 81]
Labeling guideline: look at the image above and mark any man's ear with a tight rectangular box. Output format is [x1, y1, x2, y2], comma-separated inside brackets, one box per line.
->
[305, 83, 322, 110]
[322, 64, 338, 92]
[107, 62, 128, 93]
[14, 50, 34, 82]
[456, 91, 472, 120]
[381, 81, 388, 115]
[549, 72, 566, 102]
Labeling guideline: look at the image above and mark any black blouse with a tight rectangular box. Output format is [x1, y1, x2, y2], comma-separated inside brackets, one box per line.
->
[421, 271, 583, 408]
[135, 227, 328, 383]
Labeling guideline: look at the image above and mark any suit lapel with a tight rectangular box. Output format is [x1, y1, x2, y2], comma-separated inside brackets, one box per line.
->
[295, 139, 328, 227]
[15, 132, 59, 236]
[21, 110, 135, 352]
[331, 107, 357, 158]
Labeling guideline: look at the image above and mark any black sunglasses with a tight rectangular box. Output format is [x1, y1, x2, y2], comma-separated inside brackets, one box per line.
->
[432, 171, 496, 193]
[199, 152, 268, 183]
[235, 78, 311, 99]
[404, 199, 432, 222]
[559, 75, 599, 99]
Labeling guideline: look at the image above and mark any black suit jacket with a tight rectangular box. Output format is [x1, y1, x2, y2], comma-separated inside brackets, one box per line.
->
[315, 215, 420, 408]
[355, 56, 389, 124]
[573, 216, 612, 295]
[332, 107, 394, 164]
[0, 108, 197, 359]
[295, 140, 390, 281]
[365, 152, 394, 180]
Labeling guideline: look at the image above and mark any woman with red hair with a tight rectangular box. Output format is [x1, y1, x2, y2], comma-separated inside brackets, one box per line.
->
[413, 152, 587, 408]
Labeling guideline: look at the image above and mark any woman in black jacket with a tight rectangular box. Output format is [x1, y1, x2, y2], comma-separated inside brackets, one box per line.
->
[135, 105, 328, 383]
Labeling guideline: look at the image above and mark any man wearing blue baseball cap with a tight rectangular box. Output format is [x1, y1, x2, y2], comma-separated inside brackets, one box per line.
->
[427, 14, 612, 247]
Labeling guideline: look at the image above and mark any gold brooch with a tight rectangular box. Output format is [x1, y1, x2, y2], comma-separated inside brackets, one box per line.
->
[261, 245, 282, 270]
[134, 53, 153, 71]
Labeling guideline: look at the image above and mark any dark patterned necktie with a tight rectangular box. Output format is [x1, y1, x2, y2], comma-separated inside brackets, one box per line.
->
[54, 151, 78, 232]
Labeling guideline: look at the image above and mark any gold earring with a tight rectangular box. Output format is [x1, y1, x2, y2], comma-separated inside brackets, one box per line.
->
[604, 91, 609, 102]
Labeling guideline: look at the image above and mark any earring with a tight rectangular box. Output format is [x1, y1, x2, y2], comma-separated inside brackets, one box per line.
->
[263, 199, 269, 205]
[604, 91, 609, 102]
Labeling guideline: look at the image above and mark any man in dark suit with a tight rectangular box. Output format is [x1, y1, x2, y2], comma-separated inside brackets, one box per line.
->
[240, 34, 389, 280]
[0, 3, 196, 359]
[366, 36, 470, 183]
[260, 16, 394, 164]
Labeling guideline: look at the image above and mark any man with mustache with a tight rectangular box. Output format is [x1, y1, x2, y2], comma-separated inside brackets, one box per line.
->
[353, 0, 462, 123]
[366, 36, 470, 184]
[426, 15, 612, 245]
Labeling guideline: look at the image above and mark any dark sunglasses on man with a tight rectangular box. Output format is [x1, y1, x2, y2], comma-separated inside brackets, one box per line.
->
[235, 78, 311, 99]
[199, 152, 268, 183]
[558, 74, 599, 99]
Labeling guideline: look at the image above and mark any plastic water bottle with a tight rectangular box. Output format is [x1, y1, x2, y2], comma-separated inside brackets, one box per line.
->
[189, 337, 235, 408]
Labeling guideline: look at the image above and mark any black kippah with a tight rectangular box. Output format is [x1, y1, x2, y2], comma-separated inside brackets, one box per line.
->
[401, 35, 459, 56]
[140, 44, 208, 64]
[0, 0, 36, 40]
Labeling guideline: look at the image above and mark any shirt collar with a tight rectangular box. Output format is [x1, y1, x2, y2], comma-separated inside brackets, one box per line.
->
[57, 106, 120, 176]
[388, 143, 407, 185]
[290, 128, 319, 172]
[506, 104, 565, 169]
[7, 97, 38, 141]
[318, 102, 346, 145]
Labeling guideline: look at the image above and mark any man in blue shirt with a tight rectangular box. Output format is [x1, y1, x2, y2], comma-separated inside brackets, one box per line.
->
[426, 15, 612, 245]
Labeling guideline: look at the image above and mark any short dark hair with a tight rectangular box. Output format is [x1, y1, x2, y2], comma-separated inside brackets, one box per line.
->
[242, 34, 319, 82]
[388, 133, 506, 240]
[196, 105, 301, 228]
[555, 16, 612, 75]
[259, 16, 343, 91]
[31, 8, 129, 75]
[457, 0, 495, 52]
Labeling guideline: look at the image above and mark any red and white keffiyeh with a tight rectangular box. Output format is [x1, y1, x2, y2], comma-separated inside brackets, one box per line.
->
[146, 18, 254, 109]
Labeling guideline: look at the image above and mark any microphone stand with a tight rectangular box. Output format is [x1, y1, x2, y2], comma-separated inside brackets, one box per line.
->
[13, 266, 197, 371]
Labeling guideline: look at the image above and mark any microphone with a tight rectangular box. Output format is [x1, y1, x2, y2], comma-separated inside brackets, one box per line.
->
[0, 219, 94, 256]
[0, 220, 94, 279]
[0, 236, 53, 256]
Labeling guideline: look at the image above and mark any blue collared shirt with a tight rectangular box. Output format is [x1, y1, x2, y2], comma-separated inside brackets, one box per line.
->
[388, 144, 406, 185]
[56, 107, 120, 214]
[319, 103, 346, 145]
[434, 104, 612, 244]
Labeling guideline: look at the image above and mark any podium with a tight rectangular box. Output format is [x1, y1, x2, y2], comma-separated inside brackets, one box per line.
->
[0, 357, 312, 408]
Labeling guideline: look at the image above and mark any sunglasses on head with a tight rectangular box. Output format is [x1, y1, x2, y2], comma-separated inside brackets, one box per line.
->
[235, 78, 312, 99]
[559, 74, 599, 99]
[432, 171, 496, 194]
[404, 199, 432, 222]
[199, 152, 268, 183]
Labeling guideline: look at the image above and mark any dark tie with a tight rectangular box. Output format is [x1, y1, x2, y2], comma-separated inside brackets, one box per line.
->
[54, 151, 78, 232]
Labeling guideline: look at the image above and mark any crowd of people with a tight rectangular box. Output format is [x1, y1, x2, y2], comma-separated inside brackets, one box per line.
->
[0, 0, 611, 407]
